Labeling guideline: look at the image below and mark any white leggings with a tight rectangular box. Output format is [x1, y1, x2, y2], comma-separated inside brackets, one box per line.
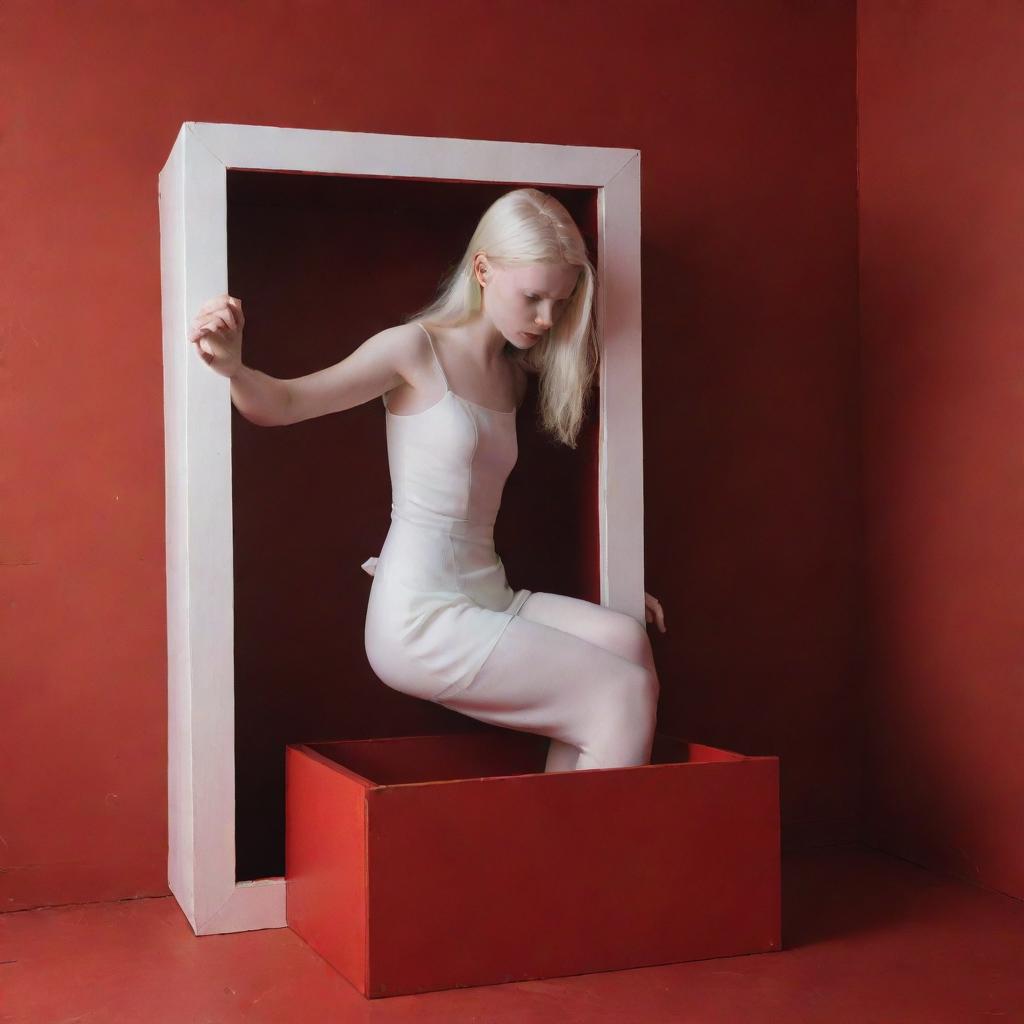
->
[432, 592, 660, 773]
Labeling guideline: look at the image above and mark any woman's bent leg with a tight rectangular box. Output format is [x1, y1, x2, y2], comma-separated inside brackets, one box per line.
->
[517, 591, 658, 675]
[433, 612, 659, 771]
[544, 739, 581, 773]
[516, 592, 660, 771]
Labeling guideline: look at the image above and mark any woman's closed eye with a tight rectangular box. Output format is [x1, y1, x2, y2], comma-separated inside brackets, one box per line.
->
[526, 294, 568, 311]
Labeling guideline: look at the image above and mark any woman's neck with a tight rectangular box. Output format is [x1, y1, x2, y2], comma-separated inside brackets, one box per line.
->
[447, 315, 511, 369]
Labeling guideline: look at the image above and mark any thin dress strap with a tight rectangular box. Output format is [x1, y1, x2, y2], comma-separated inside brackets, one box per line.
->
[415, 322, 450, 392]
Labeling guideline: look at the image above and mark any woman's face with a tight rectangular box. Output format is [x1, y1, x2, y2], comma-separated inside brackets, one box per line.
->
[479, 259, 581, 348]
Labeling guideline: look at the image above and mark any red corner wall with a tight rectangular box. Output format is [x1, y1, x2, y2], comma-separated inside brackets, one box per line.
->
[0, 1, 860, 912]
[859, 1, 1024, 899]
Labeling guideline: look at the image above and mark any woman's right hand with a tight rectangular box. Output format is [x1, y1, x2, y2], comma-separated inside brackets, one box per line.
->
[189, 294, 244, 378]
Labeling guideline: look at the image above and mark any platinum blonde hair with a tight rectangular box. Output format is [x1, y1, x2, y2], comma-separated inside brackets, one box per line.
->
[405, 188, 598, 448]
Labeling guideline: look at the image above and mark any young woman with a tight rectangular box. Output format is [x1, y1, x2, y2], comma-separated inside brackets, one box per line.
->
[189, 188, 667, 773]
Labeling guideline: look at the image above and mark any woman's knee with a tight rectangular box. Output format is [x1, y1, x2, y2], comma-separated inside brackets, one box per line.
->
[598, 610, 657, 671]
[626, 615, 657, 674]
[519, 593, 656, 672]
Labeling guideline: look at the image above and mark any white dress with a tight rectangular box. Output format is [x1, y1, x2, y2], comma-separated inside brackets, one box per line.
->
[361, 322, 533, 703]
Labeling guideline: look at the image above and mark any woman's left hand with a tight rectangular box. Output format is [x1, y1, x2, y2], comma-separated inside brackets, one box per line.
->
[644, 592, 666, 633]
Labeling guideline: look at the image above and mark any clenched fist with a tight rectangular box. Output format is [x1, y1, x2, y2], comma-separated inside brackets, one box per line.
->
[189, 293, 245, 378]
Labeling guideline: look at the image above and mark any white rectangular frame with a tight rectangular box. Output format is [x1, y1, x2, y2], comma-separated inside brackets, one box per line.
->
[158, 122, 644, 935]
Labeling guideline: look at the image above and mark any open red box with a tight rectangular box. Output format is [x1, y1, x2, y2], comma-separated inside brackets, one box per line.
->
[285, 730, 781, 998]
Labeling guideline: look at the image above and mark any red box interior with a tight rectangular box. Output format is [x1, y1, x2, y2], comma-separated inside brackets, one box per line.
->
[302, 730, 744, 786]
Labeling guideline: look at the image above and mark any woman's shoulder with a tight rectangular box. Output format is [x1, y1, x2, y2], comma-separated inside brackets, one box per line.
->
[368, 321, 438, 392]
[384, 320, 433, 361]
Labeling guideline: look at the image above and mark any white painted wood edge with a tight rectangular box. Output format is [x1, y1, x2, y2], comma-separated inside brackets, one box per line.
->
[160, 121, 645, 936]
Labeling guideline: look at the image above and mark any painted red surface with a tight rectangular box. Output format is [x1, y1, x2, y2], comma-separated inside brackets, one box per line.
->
[2, 0, 863, 914]
[5, 848, 1024, 1019]
[286, 732, 780, 997]
[858, 2, 1024, 898]
[284, 741, 370, 991]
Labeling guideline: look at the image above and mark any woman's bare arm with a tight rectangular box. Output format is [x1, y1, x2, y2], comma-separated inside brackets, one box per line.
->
[228, 365, 293, 426]
[229, 329, 419, 427]
[190, 296, 423, 427]
[277, 322, 425, 426]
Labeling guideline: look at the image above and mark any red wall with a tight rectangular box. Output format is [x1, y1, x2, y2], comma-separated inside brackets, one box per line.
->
[0, 1, 860, 911]
[859, 2, 1024, 899]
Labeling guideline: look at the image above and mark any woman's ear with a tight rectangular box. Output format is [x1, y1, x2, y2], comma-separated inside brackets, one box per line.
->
[473, 253, 490, 287]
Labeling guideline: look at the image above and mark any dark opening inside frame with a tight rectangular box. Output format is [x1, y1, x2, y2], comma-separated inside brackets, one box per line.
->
[226, 170, 601, 881]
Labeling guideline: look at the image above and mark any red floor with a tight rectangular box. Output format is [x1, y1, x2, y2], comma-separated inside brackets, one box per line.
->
[2, 845, 1022, 1023]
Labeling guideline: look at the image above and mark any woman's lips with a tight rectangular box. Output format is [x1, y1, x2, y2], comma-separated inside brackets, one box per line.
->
[521, 331, 542, 340]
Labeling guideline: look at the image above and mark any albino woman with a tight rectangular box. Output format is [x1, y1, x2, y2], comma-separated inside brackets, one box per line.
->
[190, 188, 666, 773]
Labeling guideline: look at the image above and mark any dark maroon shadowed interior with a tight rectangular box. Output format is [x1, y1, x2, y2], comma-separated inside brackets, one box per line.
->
[227, 171, 599, 881]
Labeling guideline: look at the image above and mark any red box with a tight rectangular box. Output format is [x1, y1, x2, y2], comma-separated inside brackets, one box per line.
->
[285, 730, 780, 998]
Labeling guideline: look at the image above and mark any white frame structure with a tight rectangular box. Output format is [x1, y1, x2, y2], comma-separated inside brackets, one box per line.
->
[158, 121, 644, 935]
